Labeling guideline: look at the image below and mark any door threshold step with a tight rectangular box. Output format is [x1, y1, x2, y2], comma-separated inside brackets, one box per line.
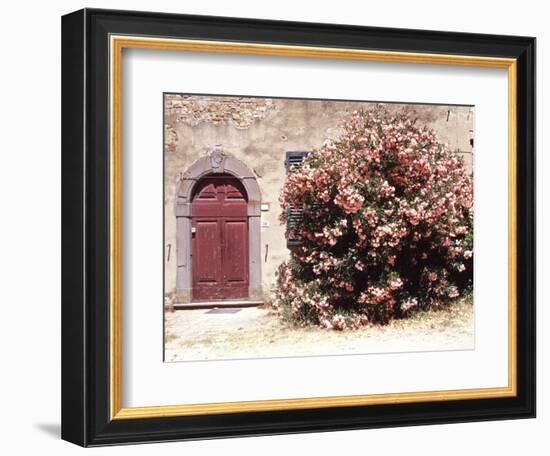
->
[173, 300, 264, 310]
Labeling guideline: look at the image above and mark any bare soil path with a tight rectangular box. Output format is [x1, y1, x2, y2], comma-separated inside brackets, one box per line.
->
[164, 300, 474, 362]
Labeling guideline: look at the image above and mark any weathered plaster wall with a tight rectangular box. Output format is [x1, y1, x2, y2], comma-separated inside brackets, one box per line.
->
[164, 94, 474, 300]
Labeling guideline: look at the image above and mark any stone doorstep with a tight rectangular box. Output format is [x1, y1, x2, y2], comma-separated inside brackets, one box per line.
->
[173, 300, 264, 310]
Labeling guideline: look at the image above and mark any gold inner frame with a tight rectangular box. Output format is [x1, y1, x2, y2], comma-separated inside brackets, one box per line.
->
[109, 35, 517, 420]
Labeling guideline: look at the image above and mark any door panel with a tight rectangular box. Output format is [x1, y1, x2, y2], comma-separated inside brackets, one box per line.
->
[193, 220, 220, 284]
[223, 220, 248, 284]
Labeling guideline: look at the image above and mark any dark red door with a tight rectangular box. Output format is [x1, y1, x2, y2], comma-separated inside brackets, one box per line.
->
[191, 175, 249, 301]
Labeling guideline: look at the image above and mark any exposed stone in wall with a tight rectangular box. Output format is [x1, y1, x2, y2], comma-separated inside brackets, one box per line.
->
[164, 124, 178, 153]
[165, 94, 277, 129]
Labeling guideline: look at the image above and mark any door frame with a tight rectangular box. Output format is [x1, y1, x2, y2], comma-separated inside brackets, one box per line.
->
[174, 147, 262, 303]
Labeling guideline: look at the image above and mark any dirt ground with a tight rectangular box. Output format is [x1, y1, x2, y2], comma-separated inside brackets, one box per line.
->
[164, 300, 474, 362]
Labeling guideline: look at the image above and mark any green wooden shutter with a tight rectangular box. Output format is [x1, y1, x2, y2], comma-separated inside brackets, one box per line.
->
[284, 151, 308, 247]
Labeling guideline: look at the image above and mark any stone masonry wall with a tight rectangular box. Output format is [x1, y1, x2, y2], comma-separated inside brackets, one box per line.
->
[164, 94, 474, 300]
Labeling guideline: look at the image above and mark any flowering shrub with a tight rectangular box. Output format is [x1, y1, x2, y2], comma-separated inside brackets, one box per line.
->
[274, 107, 473, 329]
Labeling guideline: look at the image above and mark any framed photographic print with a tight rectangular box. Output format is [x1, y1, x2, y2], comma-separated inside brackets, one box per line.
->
[61, 8, 536, 447]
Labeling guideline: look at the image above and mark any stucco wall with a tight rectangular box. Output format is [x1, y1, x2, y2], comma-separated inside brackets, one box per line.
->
[164, 94, 474, 301]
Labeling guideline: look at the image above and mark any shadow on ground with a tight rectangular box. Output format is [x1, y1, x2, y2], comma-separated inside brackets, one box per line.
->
[34, 423, 60, 439]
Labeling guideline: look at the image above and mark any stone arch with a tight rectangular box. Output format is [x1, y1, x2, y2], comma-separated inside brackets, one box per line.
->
[174, 147, 262, 304]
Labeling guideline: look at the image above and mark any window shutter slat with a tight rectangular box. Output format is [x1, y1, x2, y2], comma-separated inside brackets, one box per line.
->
[285, 151, 308, 172]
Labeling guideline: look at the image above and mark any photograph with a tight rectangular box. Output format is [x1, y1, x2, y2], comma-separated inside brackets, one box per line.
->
[163, 94, 475, 362]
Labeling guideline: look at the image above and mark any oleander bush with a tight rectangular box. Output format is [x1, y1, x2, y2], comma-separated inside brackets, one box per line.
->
[274, 107, 473, 330]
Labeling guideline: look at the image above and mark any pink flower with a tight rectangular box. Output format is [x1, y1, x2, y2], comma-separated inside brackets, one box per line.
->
[401, 297, 418, 312]
[331, 315, 346, 330]
[448, 287, 459, 298]
[389, 278, 403, 290]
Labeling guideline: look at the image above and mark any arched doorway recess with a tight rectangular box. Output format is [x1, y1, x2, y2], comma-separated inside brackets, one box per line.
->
[174, 147, 262, 304]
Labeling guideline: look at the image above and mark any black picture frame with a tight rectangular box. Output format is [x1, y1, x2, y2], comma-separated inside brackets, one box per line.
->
[62, 8, 536, 447]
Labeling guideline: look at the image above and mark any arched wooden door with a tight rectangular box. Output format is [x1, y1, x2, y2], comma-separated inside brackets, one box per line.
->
[191, 175, 249, 301]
